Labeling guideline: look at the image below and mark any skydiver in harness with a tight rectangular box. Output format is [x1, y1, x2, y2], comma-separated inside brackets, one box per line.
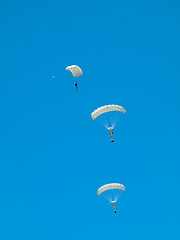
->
[108, 126, 114, 142]
[75, 81, 78, 91]
[111, 201, 117, 213]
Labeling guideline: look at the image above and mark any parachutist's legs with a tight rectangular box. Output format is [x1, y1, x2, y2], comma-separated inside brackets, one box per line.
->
[112, 202, 117, 213]
[109, 130, 114, 142]
[75, 81, 78, 91]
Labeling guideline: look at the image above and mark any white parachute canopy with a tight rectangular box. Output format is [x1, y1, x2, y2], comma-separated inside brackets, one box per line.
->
[97, 183, 125, 203]
[91, 105, 126, 120]
[66, 65, 83, 77]
[97, 183, 125, 196]
[91, 104, 126, 129]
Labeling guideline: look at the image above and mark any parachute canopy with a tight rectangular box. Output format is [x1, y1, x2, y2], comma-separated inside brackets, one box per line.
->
[97, 183, 125, 196]
[91, 105, 126, 120]
[66, 65, 83, 77]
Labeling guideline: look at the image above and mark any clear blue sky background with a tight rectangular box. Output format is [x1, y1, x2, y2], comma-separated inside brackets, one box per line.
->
[0, 0, 179, 239]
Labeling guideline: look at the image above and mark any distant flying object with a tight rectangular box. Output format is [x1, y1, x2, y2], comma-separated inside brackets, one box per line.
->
[91, 105, 126, 142]
[66, 65, 83, 91]
[97, 183, 125, 213]
[52, 76, 55, 79]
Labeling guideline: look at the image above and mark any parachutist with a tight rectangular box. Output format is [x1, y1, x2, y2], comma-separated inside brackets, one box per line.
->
[66, 65, 82, 91]
[108, 126, 114, 142]
[91, 105, 126, 143]
[75, 81, 78, 91]
[111, 201, 117, 213]
[97, 183, 125, 213]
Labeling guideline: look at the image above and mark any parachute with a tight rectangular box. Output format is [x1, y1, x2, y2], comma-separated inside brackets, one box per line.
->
[66, 65, 83, 77]
[66, 65, 83, 92]
[97, 183, 125, 213]
[91, 105, 126, 141]
[97, 183, 125, 196]
[91, 105, 126, 121]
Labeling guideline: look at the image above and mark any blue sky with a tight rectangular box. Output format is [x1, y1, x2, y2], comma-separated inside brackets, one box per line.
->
[0, 0, 179, 239]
